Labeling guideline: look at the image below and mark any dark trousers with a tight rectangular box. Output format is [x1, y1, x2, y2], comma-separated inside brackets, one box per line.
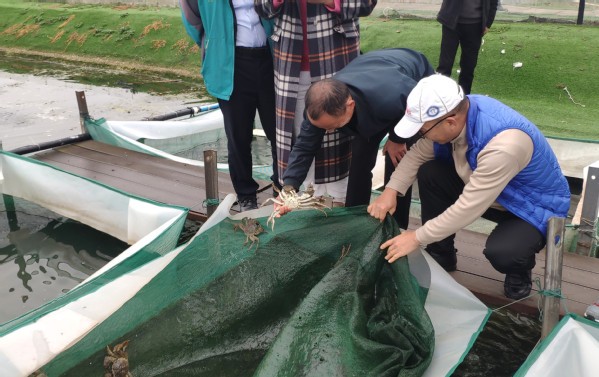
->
[346, 130, 413, 229]
[436, 23, 483, 95]
[218, 47, 279, 200]
[418, 160, 545, 273]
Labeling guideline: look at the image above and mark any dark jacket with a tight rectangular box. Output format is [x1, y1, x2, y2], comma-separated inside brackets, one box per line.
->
[283, 48, 434, 188]
[437, 0, 498, 31]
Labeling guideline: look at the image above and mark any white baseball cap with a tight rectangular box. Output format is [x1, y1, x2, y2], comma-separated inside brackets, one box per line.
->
[394, 74, 465, 138]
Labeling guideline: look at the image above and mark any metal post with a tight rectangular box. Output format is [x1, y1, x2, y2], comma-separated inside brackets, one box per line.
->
[203, 150, 219, 217]
[577, 166, 599, 257]
[75, 91, 89, 133]
[541, 217, 566, 340]
[3, 194, 19, 232]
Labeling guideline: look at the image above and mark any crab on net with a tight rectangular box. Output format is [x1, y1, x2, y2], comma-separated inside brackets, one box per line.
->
[261, 184, 331, 230]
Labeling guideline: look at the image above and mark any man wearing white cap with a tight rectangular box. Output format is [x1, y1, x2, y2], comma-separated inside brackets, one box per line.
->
[368, 74, 570, 300]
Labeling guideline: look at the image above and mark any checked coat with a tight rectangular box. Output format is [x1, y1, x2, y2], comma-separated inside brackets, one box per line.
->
[255, 0, 377, 185]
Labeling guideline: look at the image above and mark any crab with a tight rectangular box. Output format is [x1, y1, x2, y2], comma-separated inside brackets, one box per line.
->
[104, 340, 133, 377]
[262, 184, 330, 230]
[233, 217, 265, 250]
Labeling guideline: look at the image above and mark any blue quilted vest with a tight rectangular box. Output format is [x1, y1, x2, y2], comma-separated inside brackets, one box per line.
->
[434, 95, 570, 235]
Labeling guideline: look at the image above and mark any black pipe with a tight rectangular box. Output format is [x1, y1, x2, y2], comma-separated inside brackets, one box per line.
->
[8, 133, 92, 155]
[142, 104, 220, 121]
[143, 108, 195, 121]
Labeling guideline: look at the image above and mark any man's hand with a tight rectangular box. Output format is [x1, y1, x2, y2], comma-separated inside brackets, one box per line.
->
[273, 185, 295, 218]
[382, 140, 407, 167]
[380, 230, 420, 263]
[367, 188, 398, 221]
[307, 0, 334, 5]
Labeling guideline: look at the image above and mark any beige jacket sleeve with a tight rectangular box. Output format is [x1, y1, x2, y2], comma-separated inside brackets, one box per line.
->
[415, 129, 534, 245]
[386, 138, 436, 196]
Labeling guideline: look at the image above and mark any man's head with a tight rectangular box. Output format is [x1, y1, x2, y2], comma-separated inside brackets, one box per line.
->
[305, 79, 355, 132]
[394, 74, 468, 144]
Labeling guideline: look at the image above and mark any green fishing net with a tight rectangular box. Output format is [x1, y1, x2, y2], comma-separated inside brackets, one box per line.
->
[44, 207, 434, 376]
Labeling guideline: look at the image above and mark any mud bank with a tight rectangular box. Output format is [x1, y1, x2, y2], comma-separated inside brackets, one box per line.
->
[0, 70, 204, 151]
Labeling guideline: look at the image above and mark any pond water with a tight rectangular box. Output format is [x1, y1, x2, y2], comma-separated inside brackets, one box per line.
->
[0, 54, 544, 374]
[0, 195, 128, 324]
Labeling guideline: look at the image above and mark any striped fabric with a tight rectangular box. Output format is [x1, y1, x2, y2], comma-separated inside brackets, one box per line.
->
[255, 0, 377, 184]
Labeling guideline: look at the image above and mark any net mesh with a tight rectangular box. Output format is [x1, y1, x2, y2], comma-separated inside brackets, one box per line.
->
[43, 207, 435, 377]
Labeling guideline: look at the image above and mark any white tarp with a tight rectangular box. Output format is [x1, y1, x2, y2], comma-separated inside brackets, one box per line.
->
[546, 137, 599, 179]
[0, 152, 185, 245]
[0, 151, 189, 377]
[515, 314, 599, 376]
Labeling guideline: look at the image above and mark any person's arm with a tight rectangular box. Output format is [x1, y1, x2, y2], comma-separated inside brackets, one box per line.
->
[307, 0, 340, 13]
[486, 0, 499, 30]
[282, 119, 326, 189]
[368, 138, 434, 221]
[180, 0, 204, 45]
[381, 129, 533, 263]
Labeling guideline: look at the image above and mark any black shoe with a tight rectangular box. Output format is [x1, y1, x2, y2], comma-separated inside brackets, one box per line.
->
[427, 248, 457, 272]
[238, 197, 258, 212]
[504, 270, 532, 300]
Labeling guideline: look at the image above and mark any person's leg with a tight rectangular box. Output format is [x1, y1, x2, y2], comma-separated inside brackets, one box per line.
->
[255, 48, 281, 191]
[436, 25, 460, 77]
[345, 134, 382, 207]
[482, 209, 545, 299]
[219, 50, 260, 206]
[457, 22, 483, 95]
[384, 153, 412, 229]
[417, 159, 464, 271]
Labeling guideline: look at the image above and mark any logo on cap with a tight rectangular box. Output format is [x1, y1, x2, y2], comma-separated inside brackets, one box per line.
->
[426, 106, 440, 118]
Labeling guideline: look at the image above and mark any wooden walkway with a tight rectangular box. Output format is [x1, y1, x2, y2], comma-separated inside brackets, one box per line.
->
[408, 217, 599, 317]
[33, 140, 599, 317]
[33, 140, 273, 221]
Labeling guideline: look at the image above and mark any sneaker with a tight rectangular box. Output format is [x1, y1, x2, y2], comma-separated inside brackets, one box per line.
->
[427, 248, 457, 272]
[504, 270, 532, 300]
[584, 300, 599, 322]
[238, 197, 258, 212]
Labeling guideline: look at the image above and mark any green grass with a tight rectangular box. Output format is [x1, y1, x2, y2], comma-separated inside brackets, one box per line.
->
[0, 0, 198, 73]
[360, 17, 599, 140]
[1, 0, 598, 139]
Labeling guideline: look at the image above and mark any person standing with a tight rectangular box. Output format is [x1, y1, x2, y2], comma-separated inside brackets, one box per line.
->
[436, 0, 498, 94]
[254, 0, 376, 206]
[368, 74, 570, 300]
[275, 48, 435, 230]
[180, 0, 279, 211]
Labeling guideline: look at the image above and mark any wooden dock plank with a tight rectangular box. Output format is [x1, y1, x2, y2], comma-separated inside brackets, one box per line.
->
[57, 141, 205, 183]
[34, 158, 205, 210]
[417, 222, 599, 316]
[33, 140, 273, 218]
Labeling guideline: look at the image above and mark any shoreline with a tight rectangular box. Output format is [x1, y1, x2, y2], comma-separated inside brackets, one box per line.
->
[0, 47, 198, 78]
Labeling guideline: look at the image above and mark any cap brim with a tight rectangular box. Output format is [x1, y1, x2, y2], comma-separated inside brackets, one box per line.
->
[394, 116, 424, 138]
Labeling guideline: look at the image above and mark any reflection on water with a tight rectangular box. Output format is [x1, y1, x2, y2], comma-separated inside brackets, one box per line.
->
[0, 195, 128, 324]
[0, 51, 207, 98]
[455, 309, 541, 376]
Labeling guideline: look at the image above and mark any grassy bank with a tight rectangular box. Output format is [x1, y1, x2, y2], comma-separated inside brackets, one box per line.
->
[1, 0, 598, 139]
[0, 0, 198, 75]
